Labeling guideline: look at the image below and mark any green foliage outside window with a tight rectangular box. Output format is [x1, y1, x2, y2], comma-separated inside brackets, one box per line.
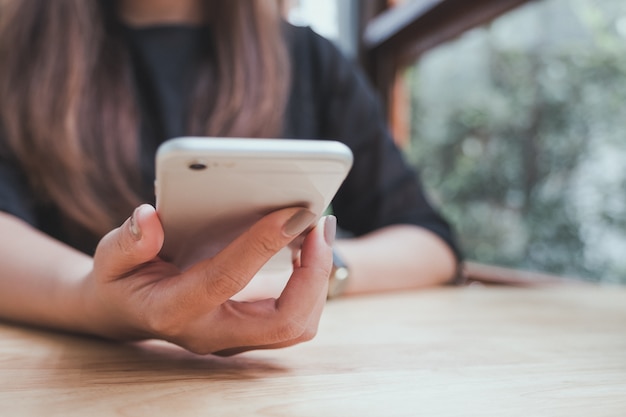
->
[406, 0, 626, 284]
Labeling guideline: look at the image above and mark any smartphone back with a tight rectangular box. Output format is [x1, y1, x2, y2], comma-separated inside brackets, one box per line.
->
[155, 137, 353, 298]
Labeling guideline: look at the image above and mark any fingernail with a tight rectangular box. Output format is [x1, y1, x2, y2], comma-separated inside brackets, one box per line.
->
[283, 209, 316, 237]
[323, 215, 337, 246]
[129, 207, 142, 241]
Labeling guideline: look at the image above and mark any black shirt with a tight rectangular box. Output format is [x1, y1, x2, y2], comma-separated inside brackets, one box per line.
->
[0, 24, 460, 259]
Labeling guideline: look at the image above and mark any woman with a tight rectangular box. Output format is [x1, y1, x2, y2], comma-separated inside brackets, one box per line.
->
[0, 0, 459, 355]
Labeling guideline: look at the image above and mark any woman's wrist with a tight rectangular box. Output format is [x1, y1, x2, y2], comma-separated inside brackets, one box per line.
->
[334, 225, 457, 295]
[47, 259, 104, 336]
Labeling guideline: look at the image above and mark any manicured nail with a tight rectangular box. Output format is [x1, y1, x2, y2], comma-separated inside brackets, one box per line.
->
[323, 215, 337, 246]
[129, 207, 142, 241]
[283, 209, 316, 237]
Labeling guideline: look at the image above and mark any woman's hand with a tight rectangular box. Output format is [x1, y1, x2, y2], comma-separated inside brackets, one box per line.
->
[81, 204, 335, 355]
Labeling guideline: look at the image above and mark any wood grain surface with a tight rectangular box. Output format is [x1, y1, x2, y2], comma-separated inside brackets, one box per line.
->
[1, 286, 625, 416]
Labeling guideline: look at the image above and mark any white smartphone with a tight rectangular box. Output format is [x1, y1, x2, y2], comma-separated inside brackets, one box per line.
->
[155, 137, 353, 300]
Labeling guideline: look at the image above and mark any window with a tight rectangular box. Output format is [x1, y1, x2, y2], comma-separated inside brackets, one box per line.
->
[285, 0, 358, 57]
[404, 0, 626, 284]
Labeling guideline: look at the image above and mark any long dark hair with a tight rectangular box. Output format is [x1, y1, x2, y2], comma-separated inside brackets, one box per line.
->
[0, 0, 290, 236]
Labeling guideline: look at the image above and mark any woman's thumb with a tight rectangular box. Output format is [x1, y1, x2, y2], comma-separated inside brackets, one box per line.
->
[93, 204, 164, 280]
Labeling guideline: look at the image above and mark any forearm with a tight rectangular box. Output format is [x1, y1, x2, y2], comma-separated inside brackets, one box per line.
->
[334, 225, 457, 295]
[0, 212, 93, 332]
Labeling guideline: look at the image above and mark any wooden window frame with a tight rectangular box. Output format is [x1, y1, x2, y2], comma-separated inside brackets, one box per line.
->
[359, 0, 534, 116]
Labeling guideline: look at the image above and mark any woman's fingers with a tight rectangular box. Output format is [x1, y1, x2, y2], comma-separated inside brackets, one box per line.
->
[89, 206, 332, 355]
[190, 216, 336, 355]
[183, 207, 317, 305]
[274, 215, 334, 324]
[93, 204, 164, 281]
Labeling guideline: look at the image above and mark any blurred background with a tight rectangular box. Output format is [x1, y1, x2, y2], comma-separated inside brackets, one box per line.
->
[286, 0, 626, 286]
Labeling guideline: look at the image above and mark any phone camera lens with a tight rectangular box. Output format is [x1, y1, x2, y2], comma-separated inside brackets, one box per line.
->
[188, 161, 207, 171]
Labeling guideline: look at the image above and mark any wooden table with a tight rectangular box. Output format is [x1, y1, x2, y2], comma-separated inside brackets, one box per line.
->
[1, 286, 625, 416]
